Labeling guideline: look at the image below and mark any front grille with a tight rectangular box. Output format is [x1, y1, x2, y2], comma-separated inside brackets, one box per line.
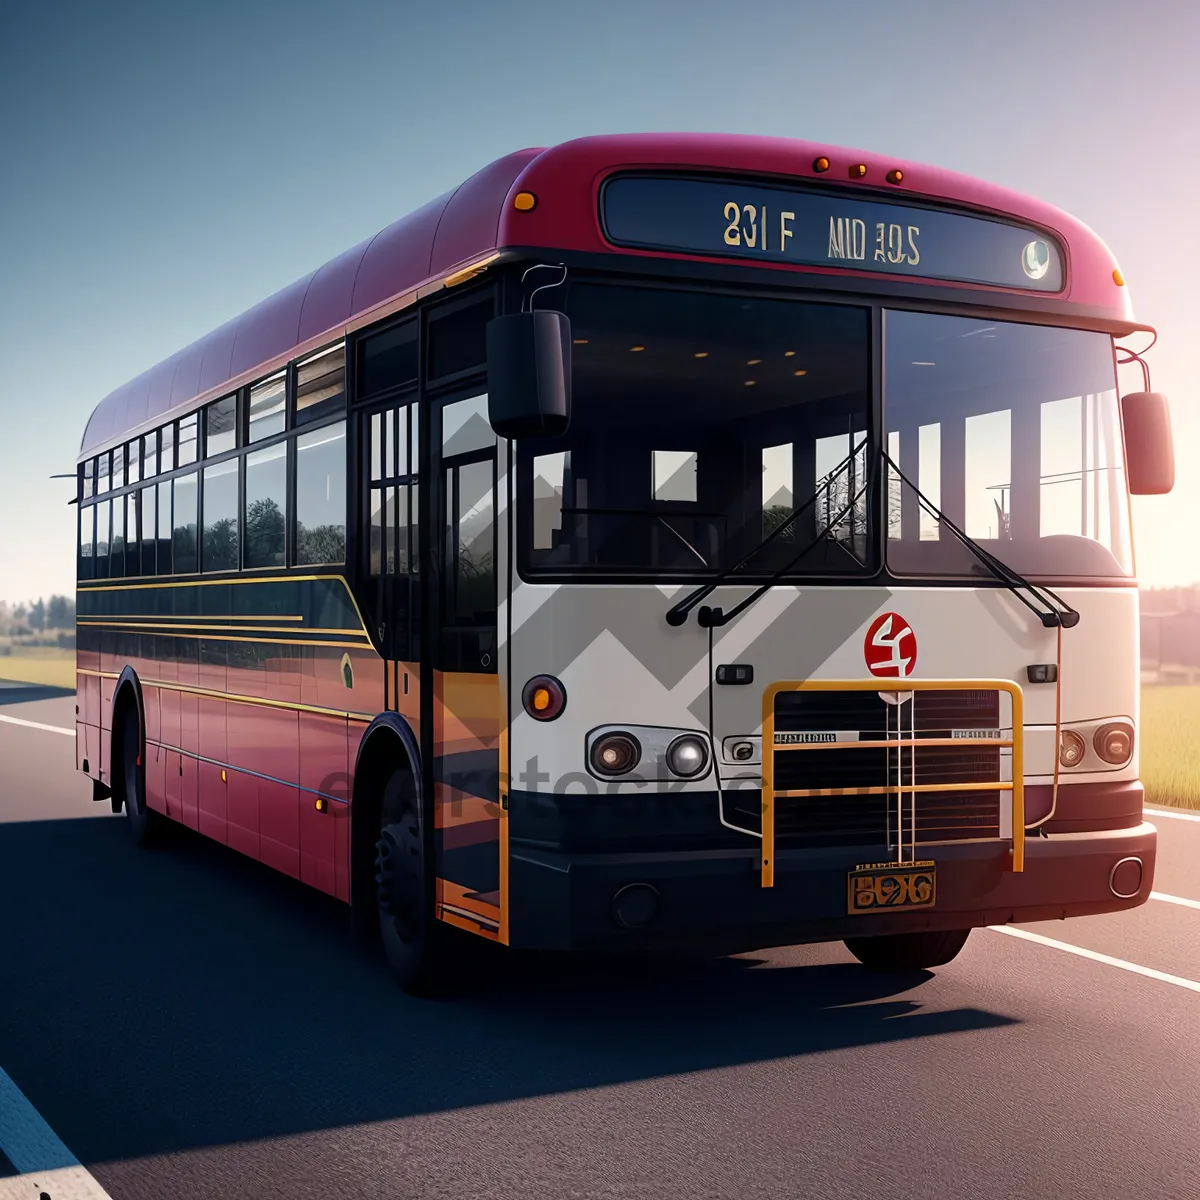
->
[746, 686, 1010, 850]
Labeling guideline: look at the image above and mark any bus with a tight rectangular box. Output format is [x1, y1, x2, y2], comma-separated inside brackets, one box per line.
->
[75, 133, 1175, 994]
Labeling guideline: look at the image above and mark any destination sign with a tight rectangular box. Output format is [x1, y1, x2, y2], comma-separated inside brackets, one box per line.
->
[601, 175, 1064, 292]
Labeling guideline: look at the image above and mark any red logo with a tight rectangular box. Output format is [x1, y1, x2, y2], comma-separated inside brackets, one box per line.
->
[864, 612, 916, 678]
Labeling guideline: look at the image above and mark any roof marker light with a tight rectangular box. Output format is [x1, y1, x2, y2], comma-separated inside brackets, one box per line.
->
[886, 169, 904, 184]
[1113, 269, 1125, 286]
[813, 157, 830, 173]
[513, 191, 537, 211]
[849, 164, 867, 178]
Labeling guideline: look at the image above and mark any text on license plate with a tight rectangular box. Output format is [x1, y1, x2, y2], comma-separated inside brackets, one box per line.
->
[847, 860, 936, 914]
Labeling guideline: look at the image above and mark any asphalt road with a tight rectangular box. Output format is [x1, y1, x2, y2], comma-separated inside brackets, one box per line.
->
[2, 685, 1199, 1200]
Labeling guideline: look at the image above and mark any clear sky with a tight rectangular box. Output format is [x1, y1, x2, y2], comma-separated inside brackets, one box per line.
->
[2, 0, 1196, 603]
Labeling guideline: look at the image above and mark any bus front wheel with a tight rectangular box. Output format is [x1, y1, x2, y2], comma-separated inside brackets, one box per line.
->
[375, 766, 454, 996]
[843, 928, 971, 971]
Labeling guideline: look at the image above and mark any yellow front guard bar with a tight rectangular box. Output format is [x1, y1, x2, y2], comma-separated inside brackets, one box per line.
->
[759, 679, 1025, 888]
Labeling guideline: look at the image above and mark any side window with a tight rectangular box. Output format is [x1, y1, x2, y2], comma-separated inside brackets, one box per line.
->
[160, 423, 176, 474]
[357, 320, 417, 400]
[368, 403, 418, 576]
[245, 443, 287, 568]
[156, 479, 173, 575]
[97, 452, 110, 495]
[202, 459, 239, 571]
[112, 445, 125, 491]
[95, 500, 111, 578]
[82, 459, 95, 500]
[124, 491, 141, 578]
[248, 373, 286, 442]
[128, 439, 141, 486]
[427, 298, 490, 382]
[140, 484, 156, 576]
[178, 414, 198, 467]
[78, 504, 95, 581]
[110, 492, 126, 578]
[294, 422, 346, 564]
[442, 454, 496, 672]
[143, 431, 158, 479]
[173, 472, 198, 574]
[295, 344, 346, 425]
[205, 395, 237, 457]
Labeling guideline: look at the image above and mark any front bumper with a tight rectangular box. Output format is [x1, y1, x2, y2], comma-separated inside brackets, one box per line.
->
[508, 821, 1157, 953]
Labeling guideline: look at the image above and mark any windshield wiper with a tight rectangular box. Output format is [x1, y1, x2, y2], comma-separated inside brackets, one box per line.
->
[665, 446, 1080, 631]
[664, 445, 864, 627]
[883, 451, 1079, 629]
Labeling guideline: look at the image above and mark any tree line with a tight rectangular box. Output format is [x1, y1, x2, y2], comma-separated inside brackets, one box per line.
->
[0, 597, 76, 637]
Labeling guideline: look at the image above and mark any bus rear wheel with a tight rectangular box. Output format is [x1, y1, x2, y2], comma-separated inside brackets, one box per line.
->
[119, 709, 165, 846]
[843, 928, 971, 971]
[375, 766, 454, 996]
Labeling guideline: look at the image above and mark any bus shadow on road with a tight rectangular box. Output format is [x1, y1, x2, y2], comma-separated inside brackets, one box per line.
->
[0, 815, 1019, 1167]
[0, 683, 74, 706]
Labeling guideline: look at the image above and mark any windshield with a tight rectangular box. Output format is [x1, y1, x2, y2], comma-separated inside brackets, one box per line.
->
[517, 284, 872, 579]
[883, 311, 1132, 579]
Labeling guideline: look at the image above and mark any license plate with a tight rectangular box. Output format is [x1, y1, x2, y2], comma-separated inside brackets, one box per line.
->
[847, 860, 936, 915]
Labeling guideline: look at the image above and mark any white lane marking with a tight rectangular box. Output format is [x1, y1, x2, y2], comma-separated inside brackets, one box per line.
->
[1145, 806, 1200, 823]
[0, 715, 75, 737]
[1151, 890, 1200, 910]
[0, 1066, 112, 1198]
[990, 925, 1200, 994]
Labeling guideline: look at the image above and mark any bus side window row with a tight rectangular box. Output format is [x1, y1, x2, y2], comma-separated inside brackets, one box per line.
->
[78, 422, 347, 579]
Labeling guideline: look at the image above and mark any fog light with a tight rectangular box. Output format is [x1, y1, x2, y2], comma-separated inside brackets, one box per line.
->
[590, 732, 641, 777]
[1059, 728, 1086, 768]
[1094, 722, 1133, 765]
[666, 734, 709, 779]
[522, 675, 566, 721]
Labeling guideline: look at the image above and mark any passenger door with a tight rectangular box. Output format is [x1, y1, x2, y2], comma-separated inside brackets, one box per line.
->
[433, 395, 503, 940]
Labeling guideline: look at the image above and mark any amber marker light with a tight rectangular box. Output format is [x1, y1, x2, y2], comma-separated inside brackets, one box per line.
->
[813, 156, 830, 172]
[513, 191, 537, 211]
[793, 369, 807, 376]
[523, 675, 567, 721]
[849, 164, 867, 178]
[630, 345, 644, 352]
[1113, 268, 1125, 286]
[886, 169, 904, 184]
[747, 358, 762, 365]
[315, 797, 328, 812]
[784, 350, 796, 357]
[694, 351, 709, 358]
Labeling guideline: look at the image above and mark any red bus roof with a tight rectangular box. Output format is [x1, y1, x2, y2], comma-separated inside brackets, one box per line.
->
[80, 132, 1138, 459]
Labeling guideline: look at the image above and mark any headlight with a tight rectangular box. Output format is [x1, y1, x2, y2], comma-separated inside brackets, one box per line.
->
[1059, 728, 1086, 768]
[1094, 722, 1134, 765]
[590, 732, 641, 776]
[666, 733, 709, 779]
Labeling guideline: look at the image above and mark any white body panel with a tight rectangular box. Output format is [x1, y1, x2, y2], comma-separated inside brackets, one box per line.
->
[507, 578, 1138, 794]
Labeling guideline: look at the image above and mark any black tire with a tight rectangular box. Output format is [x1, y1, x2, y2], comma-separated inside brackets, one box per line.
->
[375, 765, 456, 996]
[119, 709, 164, 845]
[844, 928, 971, 971]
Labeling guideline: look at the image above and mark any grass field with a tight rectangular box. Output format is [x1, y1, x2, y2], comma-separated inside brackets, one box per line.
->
[1141, 684, 1200, 812]
[0, 646, 75, 690]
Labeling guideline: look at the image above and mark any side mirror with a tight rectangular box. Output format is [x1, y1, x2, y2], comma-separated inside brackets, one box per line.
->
[486, 311, 571, 440]
[1120, 391, 1174, 495]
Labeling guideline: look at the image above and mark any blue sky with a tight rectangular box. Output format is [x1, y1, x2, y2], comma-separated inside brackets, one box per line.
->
[2, 0, 1196, 602]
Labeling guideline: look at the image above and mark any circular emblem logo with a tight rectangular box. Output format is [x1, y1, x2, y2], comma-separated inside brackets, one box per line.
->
[1021, 240, 1051, 280]
[864, 612, 917, 678]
